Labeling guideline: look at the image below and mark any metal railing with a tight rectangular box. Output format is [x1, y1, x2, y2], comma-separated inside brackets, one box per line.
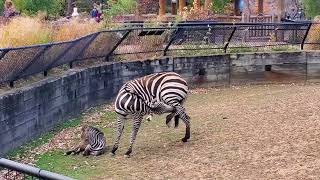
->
[0, 21, 319, 87]
[0, 158, 76, 180]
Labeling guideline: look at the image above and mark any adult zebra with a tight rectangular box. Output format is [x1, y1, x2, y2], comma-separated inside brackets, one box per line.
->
[112, 72, 190, 156]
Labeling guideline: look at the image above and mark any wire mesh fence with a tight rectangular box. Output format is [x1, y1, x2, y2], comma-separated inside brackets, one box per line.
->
[0, 21, 319, 87]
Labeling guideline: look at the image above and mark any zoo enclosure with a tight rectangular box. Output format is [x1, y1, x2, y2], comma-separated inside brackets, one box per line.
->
[0, 21, 319, 87]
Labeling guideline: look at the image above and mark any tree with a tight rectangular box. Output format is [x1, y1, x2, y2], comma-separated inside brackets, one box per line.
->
[204, 0, 211, 11]
[66, 0, 75, 16]
[303, 0, 320, 18]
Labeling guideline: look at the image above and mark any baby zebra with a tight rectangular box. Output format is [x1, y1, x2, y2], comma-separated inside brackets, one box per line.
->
[66, 125, 106, 156]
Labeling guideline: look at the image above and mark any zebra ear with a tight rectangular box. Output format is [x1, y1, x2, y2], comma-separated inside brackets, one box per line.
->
[81, 124, 89, 132]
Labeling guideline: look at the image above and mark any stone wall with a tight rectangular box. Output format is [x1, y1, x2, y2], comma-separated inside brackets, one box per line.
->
[1, 51, 319, 155]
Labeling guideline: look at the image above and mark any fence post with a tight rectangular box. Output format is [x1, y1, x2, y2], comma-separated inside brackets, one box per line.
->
[105, 30, 132, 61]
[0, 49, 9, 60]
[163, 28, 181, 56]
[301, 22, 312, 50]
[224, 26, 237, 53]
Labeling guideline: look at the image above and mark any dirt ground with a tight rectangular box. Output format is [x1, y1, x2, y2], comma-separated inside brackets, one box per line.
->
[8, 83, 320, 179]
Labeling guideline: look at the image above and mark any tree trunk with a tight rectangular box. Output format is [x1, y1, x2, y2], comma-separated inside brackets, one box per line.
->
[67, 0, 75, 16]
[179, 0, 186, 14]
[204, 0, 211, 11]
[194, 0, 201, 10]
[159, 0, 166, 16]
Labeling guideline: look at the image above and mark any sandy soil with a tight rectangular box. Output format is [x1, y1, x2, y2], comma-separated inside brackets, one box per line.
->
[5, 83, 320, 179]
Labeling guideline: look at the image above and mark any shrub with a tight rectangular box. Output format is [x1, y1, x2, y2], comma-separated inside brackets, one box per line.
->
[211, 0, 231, 14]
[53, 18, 103, 41]
[13, 0, 65, 16]
[0, 16, 52, 48]
[0, 0, 4, 14]
[104, 0, 137, 17]
[303, 0, 320, 18]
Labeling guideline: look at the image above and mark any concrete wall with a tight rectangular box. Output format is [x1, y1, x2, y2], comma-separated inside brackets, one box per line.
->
[1, 51, 319, 155]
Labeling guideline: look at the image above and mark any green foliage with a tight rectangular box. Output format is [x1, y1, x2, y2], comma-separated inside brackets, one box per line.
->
[13, 0, 65, 16]
[76, 0, 107, 11]
[104, 0, 137, 17]
[0, 0, 4, 14]
[303, 0, 320, 18]
[36, 150, 102, 180]
[212, 0, 231, 14]
[6, 118, 82, 159]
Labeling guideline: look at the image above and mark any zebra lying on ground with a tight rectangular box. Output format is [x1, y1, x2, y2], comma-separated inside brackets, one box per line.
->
[66, 125, 106, 156]
[112, 72, 190, 157]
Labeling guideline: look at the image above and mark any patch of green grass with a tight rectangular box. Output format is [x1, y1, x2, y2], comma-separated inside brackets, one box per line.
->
[6, 118, 82, 159]
[35, 150, 104, 180]
[101, 111, 118, 122]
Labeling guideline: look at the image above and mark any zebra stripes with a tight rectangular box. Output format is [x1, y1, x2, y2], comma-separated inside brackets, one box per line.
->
[66, 125, 106, 156]
[84, 126, 106, 156]
[112, 72, 190, 156]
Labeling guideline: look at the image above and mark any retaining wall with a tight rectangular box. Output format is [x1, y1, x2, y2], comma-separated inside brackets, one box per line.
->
[1, 51, 319, 155]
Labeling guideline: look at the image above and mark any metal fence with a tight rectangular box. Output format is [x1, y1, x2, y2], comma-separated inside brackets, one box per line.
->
[0, 158, 75, 180]
[0, 21, 319, 87]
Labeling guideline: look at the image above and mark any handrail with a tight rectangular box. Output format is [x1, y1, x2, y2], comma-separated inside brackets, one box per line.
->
[0, 158, 76, 180]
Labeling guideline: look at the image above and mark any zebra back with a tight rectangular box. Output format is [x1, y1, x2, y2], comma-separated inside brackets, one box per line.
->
[124, 72, 188, 107]
[85, 126, 106, 152]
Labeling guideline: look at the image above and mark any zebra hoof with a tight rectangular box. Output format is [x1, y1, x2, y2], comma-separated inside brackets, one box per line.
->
[110, 152, 116, 156]
[181, 137, 188, 142]
[124, 154, 131, 158]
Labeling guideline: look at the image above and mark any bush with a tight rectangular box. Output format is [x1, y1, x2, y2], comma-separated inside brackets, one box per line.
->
[0, 15, 103, 48]
[211, 0, 231, 14]
[104, 0, 137, 17]
[303, 0, 320, 18]
[0, 16, 52, 47]
[13, 0, 65, 16]
[53, 19, 103, 41]
[0, 0, 4, 15]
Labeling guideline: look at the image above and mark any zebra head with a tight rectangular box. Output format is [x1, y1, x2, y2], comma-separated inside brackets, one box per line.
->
[149, 99, 175, 114]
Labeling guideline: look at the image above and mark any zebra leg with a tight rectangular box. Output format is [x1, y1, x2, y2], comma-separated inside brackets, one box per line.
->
[125, 115, 143, 157]
[166, 113, 175, 127]
[82, 145, 91, 156]
[166, 107, 177, 127]
[111, 115, 126, 155]
[174, 115, 179, 128]
[91, 147, 106, 156]
[175, 106, 191, 142]
[146, 113, 153, 122]
[65, 147, 79, 155]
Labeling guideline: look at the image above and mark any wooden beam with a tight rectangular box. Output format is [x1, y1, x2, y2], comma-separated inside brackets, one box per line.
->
[194, 0, 201, 10]
[278, 0, 285, 18]
[258, 0, 263, 14]
[179, 0, 186, 13]
[204, 0, 211, 11]
[159, 0, 166, 16]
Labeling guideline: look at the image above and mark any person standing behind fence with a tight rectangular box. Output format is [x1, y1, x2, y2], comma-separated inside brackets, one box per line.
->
[90, 5, 98, 19]
[95, 2, 103, 23]
[3, 0, 19, 18]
